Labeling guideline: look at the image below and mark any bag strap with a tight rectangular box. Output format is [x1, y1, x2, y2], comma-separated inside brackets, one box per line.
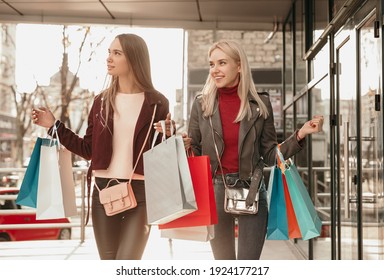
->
[276, 144, 289, 173]
[50, 124, 61, 147]
[186, 148, 195, 158]
[209, 116, 260, 206]
[86, 104, 158, 222]
[150, 119, 175, 148]
[128, 104, 158, 184]
[209, 116, 228, 189]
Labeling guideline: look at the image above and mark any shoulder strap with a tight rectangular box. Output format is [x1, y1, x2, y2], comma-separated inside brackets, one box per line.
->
[128, 104, 158, 184]
[209, 116, 227, 188]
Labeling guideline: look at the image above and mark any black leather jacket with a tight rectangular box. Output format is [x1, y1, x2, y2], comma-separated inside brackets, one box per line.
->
[188, 92, 305, 189]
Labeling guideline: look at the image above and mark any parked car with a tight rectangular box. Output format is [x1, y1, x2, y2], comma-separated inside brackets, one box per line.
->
[0, 172, 19, 188]
[0, 188, 71, 241]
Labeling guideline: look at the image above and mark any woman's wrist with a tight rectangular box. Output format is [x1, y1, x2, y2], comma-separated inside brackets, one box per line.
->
[48, 120, 60, 130]
[296, 130, 305, 141]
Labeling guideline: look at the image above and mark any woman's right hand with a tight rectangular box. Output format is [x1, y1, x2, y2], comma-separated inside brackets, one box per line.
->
[153, 113, 176, 137]
[32, 107, 55, 128]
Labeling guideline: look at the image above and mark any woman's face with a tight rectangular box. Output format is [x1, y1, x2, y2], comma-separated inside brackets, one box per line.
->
[209, 48, 240, 88]
[106, 38, 130, 77]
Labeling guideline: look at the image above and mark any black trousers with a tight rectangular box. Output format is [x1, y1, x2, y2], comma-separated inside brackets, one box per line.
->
[210, 176, 268, 260]
[92, 178, 150, 260]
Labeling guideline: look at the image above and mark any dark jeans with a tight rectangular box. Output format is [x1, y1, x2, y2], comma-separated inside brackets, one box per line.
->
[210, 176, 268, 260]
[92, 178, 150, 260]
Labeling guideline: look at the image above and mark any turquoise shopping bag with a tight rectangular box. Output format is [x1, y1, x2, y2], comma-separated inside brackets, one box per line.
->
[276, 147, 322, 240]
[16, 137, 43, 208]
[266, 165, 289, 240]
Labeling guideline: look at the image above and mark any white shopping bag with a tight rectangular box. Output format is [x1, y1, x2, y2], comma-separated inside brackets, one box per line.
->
[58, 147, 78, 217]
[36, 138, 77, 220]
[143, 121, 197, 225]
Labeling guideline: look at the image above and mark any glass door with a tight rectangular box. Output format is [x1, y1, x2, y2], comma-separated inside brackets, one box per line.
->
[335, 10, 384, 260]
[335, 30, 358, 260]
[357, 11, 384, 260]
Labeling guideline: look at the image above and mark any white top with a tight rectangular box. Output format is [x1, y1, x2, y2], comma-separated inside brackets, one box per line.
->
[94, 92, 145, 180]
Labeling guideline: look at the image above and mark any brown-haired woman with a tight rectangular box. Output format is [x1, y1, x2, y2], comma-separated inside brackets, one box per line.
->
[32, 33, 171, 259]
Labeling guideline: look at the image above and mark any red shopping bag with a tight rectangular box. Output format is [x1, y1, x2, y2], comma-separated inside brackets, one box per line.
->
[159, 152, 217, 229]
[282, 174, 302, 239]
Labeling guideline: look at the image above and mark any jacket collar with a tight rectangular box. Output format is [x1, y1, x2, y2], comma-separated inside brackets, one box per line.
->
[144, 90, 165, 106]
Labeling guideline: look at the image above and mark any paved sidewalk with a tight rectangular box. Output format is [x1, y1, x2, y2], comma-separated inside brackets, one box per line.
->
[0, 227, 304, 260]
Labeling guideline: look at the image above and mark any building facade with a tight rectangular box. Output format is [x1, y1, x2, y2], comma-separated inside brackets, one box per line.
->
[278, 0, 383, 260]
[0, 24, 17, 167]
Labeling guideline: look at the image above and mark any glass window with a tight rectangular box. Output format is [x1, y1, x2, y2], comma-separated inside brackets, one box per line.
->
[311, 77, 331, 259]
[284, 16, 294, 105]
[284, 105, 295, 140]
[293, 77, 331, 258]
[295, 0, 307, 92]
[312, 42, 329, 80]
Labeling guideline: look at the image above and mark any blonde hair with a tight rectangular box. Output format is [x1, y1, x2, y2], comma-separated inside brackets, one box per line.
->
[200, 40, 268, 121]
[101, 33, 157, 122]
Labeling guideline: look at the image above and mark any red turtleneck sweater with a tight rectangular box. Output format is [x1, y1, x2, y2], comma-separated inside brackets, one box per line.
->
[218, 85, 240, 174]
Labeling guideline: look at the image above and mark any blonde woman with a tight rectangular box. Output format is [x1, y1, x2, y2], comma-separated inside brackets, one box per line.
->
[186, 40, 323, 260]
[32, 34, 171, 259]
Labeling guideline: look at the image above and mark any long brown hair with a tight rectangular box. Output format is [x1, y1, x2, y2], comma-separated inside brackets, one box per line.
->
[101, 33, 157, 123]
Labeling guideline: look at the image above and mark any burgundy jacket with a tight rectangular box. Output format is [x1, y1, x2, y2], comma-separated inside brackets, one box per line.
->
[52, 90, 170, 176]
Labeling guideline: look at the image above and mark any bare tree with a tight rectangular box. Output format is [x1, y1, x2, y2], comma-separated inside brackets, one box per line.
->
[2, 24, 108, 166]
[54, 26, 105, 134]
[0, 82, 40, 166]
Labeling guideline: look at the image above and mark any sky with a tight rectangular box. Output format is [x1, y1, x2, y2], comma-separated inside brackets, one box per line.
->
[15, 24, 184, 113]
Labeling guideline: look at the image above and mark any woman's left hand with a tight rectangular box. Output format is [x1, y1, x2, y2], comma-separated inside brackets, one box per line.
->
[182, 132, 191, 150]
[153, 113, 176, 137]
[298, 115, 324, 139]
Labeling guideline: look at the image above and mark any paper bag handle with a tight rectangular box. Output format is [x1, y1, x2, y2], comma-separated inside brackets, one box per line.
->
[150, 119, 175, 148]
[275, 145, 290, 173]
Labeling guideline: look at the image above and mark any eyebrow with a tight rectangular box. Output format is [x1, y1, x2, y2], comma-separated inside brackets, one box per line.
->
[209, 58, 227, 63]
[108, 48, 123, 53]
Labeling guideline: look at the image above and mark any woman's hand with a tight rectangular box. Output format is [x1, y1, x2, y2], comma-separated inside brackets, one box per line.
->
[297, 115, 324, 140]
[153, 113, 176, 137]
[182, 132, 191, 150]
[31, 107, 55, 129]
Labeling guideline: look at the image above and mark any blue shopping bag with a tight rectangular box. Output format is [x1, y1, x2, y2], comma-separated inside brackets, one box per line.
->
[16, 137, 43, 208]
[266, 165, 289, 240]
[276, 147, 322, 240]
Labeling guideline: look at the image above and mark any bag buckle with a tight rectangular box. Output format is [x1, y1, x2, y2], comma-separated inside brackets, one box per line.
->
[225, 173, 240, 187]
[108, 201, 113, 211]
[120, 194, 125, 207]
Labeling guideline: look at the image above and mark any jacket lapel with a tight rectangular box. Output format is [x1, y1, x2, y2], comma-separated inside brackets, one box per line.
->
[210, 101, 225, 155]
[211, 102, 223, 137]
[239, 99, 261, 150]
